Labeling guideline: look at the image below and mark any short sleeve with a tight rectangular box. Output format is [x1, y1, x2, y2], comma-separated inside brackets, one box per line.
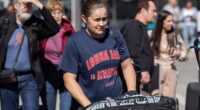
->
[113, 29, 130, 62]
[59, 37, 79, 74]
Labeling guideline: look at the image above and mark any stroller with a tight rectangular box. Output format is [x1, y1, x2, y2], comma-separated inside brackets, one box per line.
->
[85, 91, 178, 110]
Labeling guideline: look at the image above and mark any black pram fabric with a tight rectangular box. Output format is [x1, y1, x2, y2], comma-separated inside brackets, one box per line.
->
[85, 93, 178, 110]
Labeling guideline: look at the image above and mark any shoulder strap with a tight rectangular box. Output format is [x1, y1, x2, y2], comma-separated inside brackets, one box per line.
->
[12, 33, 26, 70]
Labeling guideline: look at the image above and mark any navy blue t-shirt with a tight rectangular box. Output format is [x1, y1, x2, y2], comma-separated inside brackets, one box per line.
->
[59, 28, 130, 102]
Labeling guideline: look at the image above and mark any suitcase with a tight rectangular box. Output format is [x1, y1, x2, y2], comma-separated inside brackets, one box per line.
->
[186, 82, 200, 110]
[85, 93, 178, 110]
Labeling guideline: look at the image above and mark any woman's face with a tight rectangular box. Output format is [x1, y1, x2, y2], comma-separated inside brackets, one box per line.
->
[186, 1, 192, 9]
[163, 15, 174, 32]
[51, 9, 63, 25]
[82, 7, 108, 38]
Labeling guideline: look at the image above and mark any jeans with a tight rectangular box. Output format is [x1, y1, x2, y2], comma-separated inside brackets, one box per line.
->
[0, 73, 39, 110]
[181, 23, 196, 45]
[41, 63, 71, 110]
[42, 81, 71, 110]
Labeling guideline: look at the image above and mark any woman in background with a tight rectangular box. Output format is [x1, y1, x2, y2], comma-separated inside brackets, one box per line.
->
[151, 10, 187, 97]
[40, 0, 74, 110]
[180, 0, 197, 45]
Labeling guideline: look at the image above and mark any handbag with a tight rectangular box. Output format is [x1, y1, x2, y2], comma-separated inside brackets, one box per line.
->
[0, 32, 25, 84]
[0, 69, 17, 84]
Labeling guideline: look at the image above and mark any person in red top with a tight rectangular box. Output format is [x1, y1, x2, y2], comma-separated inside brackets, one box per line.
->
[39, 1, 75, 110]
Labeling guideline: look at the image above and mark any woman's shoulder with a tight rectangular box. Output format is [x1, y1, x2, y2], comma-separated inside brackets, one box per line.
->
[69, 29, 86, 40]
[66, 31, 82, 47]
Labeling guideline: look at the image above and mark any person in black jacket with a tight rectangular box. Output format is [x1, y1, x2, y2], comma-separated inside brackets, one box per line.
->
[122, 0, 157, 93]
[0, 0, 59, 110]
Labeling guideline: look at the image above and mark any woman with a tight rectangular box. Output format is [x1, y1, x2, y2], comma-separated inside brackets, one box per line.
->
[59, 0, 136, 109]
[39, 1, 75, 110]
[180, 0, 197, 45]
[151, 10, 187, 97]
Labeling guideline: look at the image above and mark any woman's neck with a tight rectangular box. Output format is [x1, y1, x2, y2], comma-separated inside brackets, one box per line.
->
[162, 29, 167, 35]
[85, 28, 104, 39]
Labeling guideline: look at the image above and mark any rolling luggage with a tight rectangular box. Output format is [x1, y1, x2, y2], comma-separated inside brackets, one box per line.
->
[85, 92, 178, 110]
[185, 82, 200, 110]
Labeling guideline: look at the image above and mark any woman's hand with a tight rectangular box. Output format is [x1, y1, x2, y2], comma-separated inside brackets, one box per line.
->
[20, 0, 43, 9]
[169, 47, 181, 58]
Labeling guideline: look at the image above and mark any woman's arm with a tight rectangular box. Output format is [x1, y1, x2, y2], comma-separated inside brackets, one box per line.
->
[170, 34, 187, 61]
[63, 72, 91, 107]
[177, 34, 187, 61]
[121, 58, 136, 91]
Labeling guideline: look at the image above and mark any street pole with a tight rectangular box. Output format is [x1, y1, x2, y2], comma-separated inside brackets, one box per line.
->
[71, 0, 81, 31]
[197, 0, 200, 32]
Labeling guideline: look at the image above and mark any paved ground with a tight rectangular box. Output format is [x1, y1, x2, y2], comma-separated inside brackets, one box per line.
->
[175, 50, 199, 110]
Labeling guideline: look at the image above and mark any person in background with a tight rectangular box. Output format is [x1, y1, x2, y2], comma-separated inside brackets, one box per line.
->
[122, 0, 157, 94]
[59, 0, 136, 109]
[150, 10, 187, 97]
[163, 0, 181, 31]
[180, 0, 197, 45]
[0, 2, 15, 17]
[0, 0, 59, 110]
[0, 1, 16, 109]
[40, 0, 75, 110]
[6, 2, 15, 13]
[1, 0, 10, 9]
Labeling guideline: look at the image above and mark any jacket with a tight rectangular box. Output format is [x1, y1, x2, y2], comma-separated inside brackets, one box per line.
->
[122, 20, 154, 74]
[40, 19, 75, 55]
[39, 18, 75, 66]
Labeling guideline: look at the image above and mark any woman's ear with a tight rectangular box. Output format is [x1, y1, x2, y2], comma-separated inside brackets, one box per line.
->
[81, 15, 87, 24]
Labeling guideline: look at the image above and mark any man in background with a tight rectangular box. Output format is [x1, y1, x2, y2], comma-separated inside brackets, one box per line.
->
[122, 0, 157, 93]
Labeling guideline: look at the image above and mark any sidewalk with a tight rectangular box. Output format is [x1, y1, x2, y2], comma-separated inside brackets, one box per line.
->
[176, 50, 199, 110]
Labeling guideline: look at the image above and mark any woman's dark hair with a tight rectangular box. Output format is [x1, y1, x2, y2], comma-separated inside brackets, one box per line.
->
[81, 0, 109, 17]
[152, 10, 177, 56]
[184, 0, 192, 7]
